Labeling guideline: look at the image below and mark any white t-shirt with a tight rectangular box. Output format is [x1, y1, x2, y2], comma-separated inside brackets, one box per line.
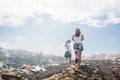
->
[73, 35, 82, 43]
[65, 43, 71, 51]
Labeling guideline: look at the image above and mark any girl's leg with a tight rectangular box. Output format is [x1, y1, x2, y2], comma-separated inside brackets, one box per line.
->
[69, 58, 71, 63]
[69, 53, 71, 63]
[77, 51, 82, 67]
[67, 58, 69, 63]
[75, 51, 78, 64]
[65, 58, 67, 63]
[66, 58, 69, 63]
[68, 58, 70, 63]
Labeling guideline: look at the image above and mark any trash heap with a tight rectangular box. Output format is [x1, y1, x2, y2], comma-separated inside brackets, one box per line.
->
[43, 65, 97, 80]
[0, 60, 120, 80]
[0, 64, 46, 80]
[43, 60, 120, 80]
[0, 63, 70, 80]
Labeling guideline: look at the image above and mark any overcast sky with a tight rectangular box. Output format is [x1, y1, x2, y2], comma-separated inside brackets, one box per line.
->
[0, 0, 120, 56]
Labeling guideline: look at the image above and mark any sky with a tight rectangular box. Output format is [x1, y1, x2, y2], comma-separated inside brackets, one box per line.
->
[0, 0, 120, 56]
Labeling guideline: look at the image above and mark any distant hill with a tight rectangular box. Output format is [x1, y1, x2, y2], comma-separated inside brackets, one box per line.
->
[82, 54, 120, 60]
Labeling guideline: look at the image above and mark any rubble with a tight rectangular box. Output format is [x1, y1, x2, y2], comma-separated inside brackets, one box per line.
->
[0, 60, 120, 80]
[30, 65, 47, 72]
[0, 62, 70, 80]
[43, 60, 120, 80]
[0, 47, 120, 80]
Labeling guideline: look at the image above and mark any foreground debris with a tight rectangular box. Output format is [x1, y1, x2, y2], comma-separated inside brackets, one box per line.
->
[0, 60, 120, 80]
[0, 63, 70, 80]
[43, 60, 120, 80]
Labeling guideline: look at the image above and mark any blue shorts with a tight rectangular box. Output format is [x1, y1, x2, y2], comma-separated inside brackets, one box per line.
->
[73, 43, 84, 51]
[64, 51, 71, 58]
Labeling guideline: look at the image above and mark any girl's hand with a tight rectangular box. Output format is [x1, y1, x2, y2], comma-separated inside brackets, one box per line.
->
[72, 34, 75, 41]
[81, 34, 84, 41]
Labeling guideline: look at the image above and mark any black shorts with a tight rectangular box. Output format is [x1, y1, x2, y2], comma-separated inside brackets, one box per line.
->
[73, 43, 84, 51]
[64, 51, 71, 58]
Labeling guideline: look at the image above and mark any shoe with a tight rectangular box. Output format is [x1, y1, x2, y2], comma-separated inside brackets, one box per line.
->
[75, 58, 78, 64]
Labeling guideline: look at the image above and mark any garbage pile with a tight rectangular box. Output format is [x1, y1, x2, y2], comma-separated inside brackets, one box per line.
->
[0, 64, 47, 80]
[0, 62, 70, 80]
[0, 60, 120, 80]
[43, 60, 120, 80]
[43, 64, 100, 80]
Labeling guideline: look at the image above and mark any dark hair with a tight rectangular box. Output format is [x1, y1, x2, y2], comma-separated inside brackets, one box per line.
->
[65, 40, 71, 47]
[75, 28, 81, 37]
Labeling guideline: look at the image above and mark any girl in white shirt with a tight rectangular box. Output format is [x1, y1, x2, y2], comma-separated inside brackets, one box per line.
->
[64, 40, 71, 63]
[72, 28, 84, 68]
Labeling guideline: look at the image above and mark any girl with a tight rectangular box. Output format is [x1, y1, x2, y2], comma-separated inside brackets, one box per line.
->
[64, 40, 71, 63]
[72, 28, 84, 68]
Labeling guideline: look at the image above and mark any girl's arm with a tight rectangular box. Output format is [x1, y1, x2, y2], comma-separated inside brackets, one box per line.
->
[81, 34, 84, 41]
[68, 44, 70, 51]
[72, 34, 75, 41]
[65, 41, 67, 47]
